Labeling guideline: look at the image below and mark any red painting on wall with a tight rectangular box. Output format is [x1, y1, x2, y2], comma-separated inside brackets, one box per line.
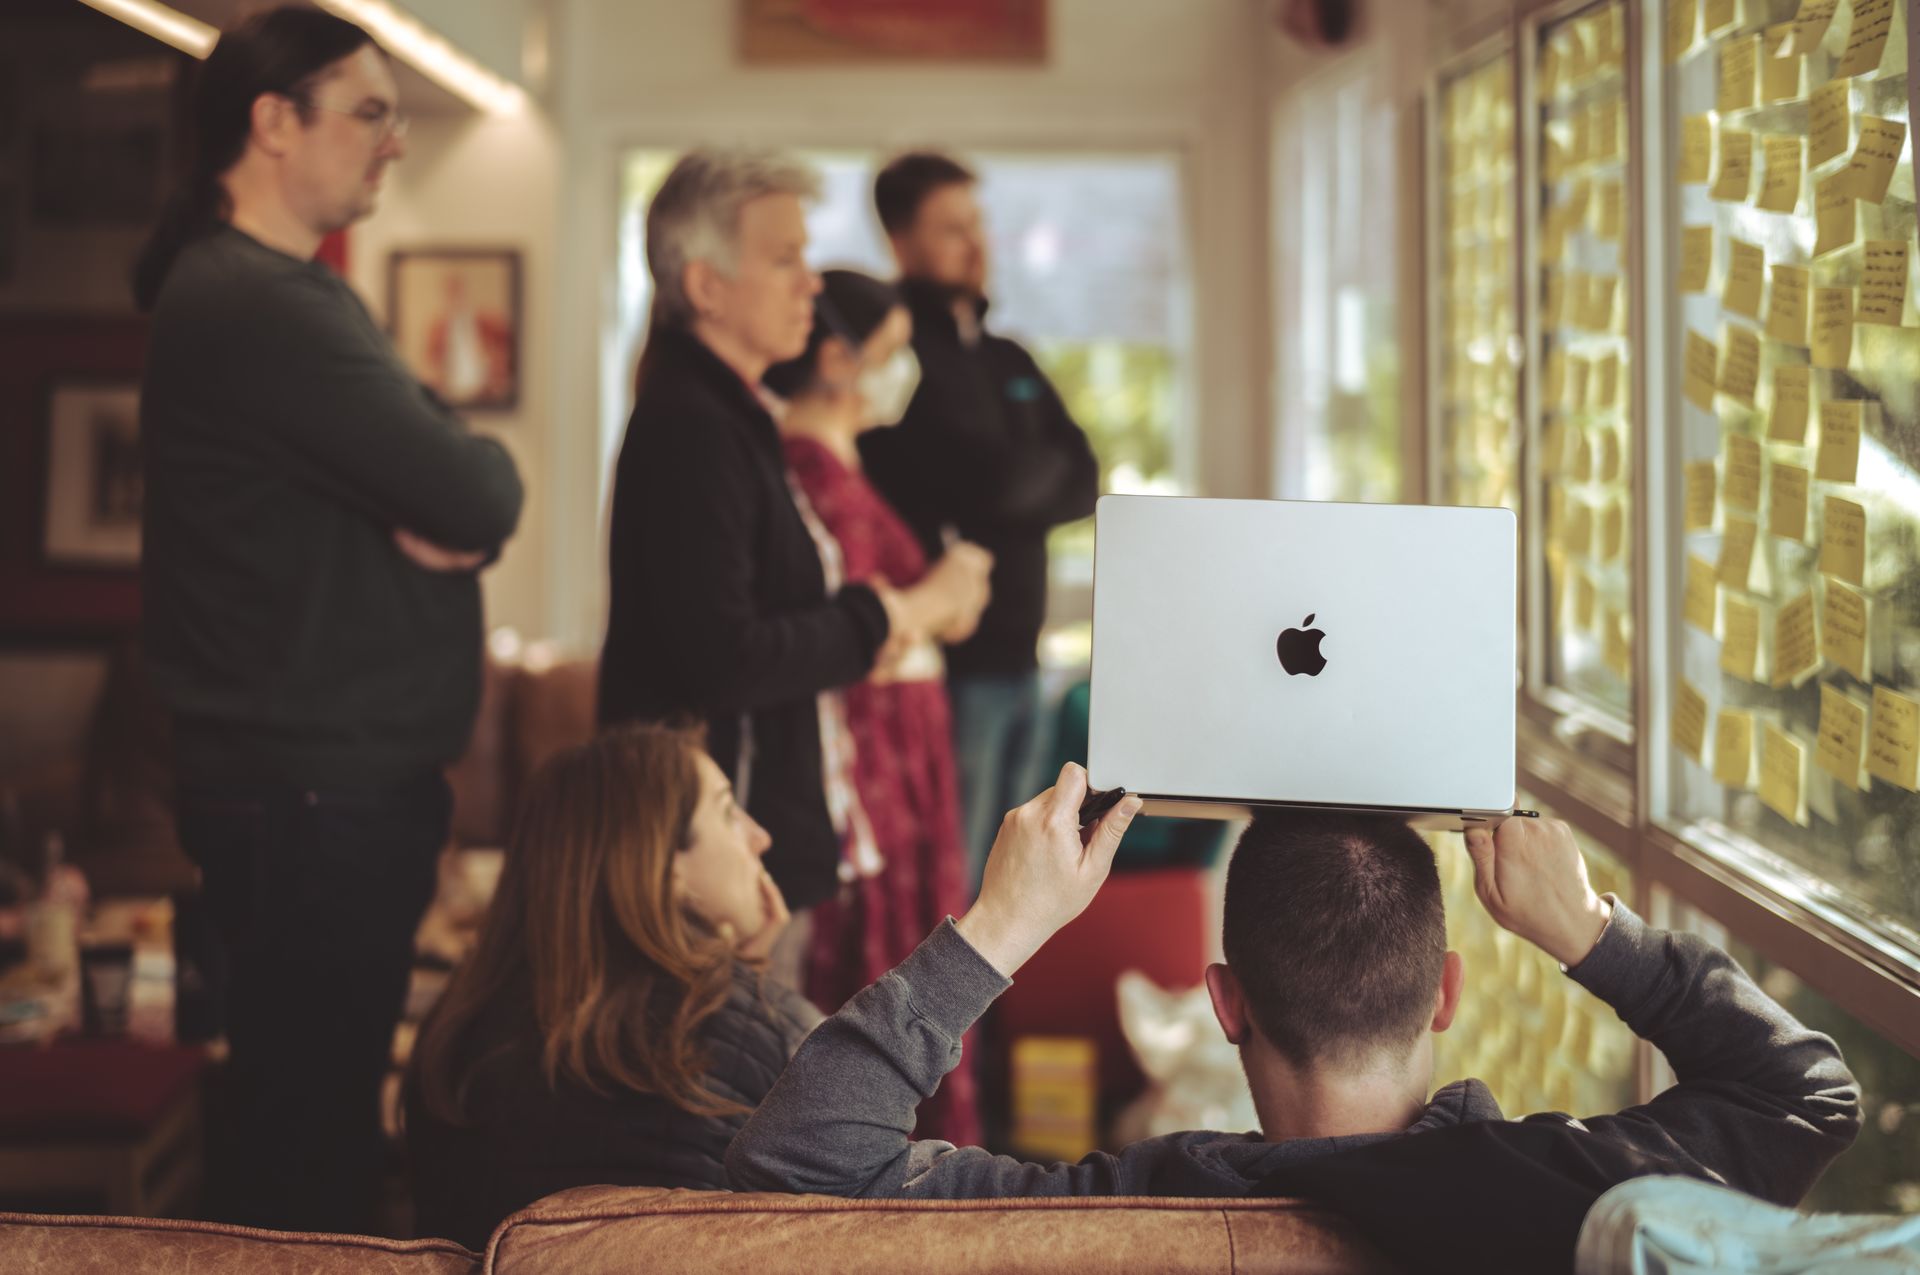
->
[738, 0, 1048, 63]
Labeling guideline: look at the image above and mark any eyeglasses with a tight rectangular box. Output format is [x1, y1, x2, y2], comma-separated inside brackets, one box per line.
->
[290, 95, 409, 142]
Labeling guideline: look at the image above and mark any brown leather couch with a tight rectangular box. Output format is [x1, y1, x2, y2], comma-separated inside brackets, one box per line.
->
[1, 1187, 1399, 1273]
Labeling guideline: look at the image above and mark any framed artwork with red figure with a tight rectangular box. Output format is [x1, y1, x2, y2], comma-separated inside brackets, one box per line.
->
[388, 248, 521, 413]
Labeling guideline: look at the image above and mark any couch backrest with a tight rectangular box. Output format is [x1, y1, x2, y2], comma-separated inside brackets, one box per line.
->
[484, 1188, 1400, 1275]
[0, 1211, 479, 1274]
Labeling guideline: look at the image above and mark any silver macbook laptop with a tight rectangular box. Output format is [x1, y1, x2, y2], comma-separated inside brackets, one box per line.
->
[1086, 495, 1520, 826]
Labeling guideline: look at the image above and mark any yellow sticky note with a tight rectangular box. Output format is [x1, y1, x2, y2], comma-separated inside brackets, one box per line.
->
[1544, 348, 1568, 405]
[1594, 99, 1622, 164]
[1719, 325, 1762, 404]
[1757, 135, 1802, 213]
[1723, 239, 1765, 318]
[1595, 179, 1624, 241]
[1568, 357, 1592, 413]
[1816, 400, 1863, 483]
[1723, 432, 1763, 511]
[1566, 178, 1594, 227]
[1761, 25, 1802, 102]
[1594, 354, 1622, 413]
[1573, 570, 1598, 631]
[1669, 0, 1698, 62]
[1685, 554, 1719, 633]
[1806, 79, 1850, 166]
[1718, 35, 1758, 114]
[1685, 330, 1720, 412]
[1774, 590, 1820, 686]
[1674, 679, 1710, 762]
[1714, 709, 1756, 787]
[1845, 115, 1906, 203]
[1821, 579, 1869, 681]
[1815, 684, 1868, 790]
[1836, 0, 1894, 77]
[1812, 286, 1854, 369]
[1769, 365, 1811, 442]
[1603, 608, 1632, 681]
[1568, 429, 1594, 483]
[1570, 111, 1593, 168]
[1543, 272, 1566, 327]
[1722, 594, 1762, 679]
[1685, 458, 1719, 530]
[1679, 225, 1714, 293]
[1711, 130, 1753, 202]
[1600, 497, 1625, 561]
[1759, 723, 1809, 825]
[1791, 0, 1840, 55]
[1599, 428, 1623, 484]
[1703, 0, 1736, 34]
[1585, 276, 1618, 331]
[1679, 114, 1713, 184]
[1814, 174, 1856, 257]
[1767, 264, 1810, 345]
[1858, 239, 1908, 326]
[1867, 686, 1920, 790]
[1820, 494, 1867, 585]
[1720, 515, 1759, 589]
[1770, 462, 1810, 541]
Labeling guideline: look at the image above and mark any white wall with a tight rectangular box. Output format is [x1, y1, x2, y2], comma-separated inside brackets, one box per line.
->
[544, 0, 1275, 651]
[347, 108, 561, 641]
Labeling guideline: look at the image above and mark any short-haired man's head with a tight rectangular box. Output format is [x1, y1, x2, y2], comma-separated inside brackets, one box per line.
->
[1222, 811, 1446, 1069]
[646, 148, 821, 328]
[873, 151, 977, 237]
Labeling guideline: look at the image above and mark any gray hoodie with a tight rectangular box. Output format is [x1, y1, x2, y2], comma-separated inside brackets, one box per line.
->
[727, 903, 1859, 1203]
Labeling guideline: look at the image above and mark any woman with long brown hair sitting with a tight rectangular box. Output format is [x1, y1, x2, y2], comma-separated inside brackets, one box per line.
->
[404, 723, 814, 1249]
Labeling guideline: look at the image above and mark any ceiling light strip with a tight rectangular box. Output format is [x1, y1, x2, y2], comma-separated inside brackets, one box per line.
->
[75, 0, 217, 58]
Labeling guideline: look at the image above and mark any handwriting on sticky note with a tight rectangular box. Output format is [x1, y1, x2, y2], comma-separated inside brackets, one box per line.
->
[1757, 135, 1802, 212]
[1685, 458, 1718, 530]
[1723, 239, 1765, 318]
[1769, 365, 1810, 442]
[1723, 432, 1763, 511]
[1679, 225, 1713, 293]
[1812, 286, 1854, 369]
[1714, 709, 1755, 787]
[1685, 554, 1719, 633]
[1816, 400, 1863, 483]
[1673, 679, 1710, 762]
[1679, 114, 1713, 183]
[1668, 0, 1697, 62]
[1868, 686, 1920, 790]
[1791, 0, 1840, 55]
[1836, 0, 1893, 77]
[1845, 116, 1905, 203]
[1762, 24, 1801, 101]
[1759, 723, 1808, 825]
[1814, 684, 1867, 790]
[1770, 462, 1810, 541]
[1858, 239, 1908, 326]
[1719, 35, 1757, 114]
[1767, 264, 1809, 345]
[1685, 330, 1720, 412]
[1703, 0, 1735, 34]
[1773, 590, 1820, 686]
[1711, 129, 1753, 202]
[1821, 579, 1869, 681]
[1721, 594, 1761, 680]
[1820, 495, 1866, 585]
[1807, 79, 1850, 166]
[1720, 514, 1759, 589]
[1719, 325, 1762, 404]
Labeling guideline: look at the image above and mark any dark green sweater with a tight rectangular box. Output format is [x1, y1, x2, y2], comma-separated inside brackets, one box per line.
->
[140, 225, 524, 789]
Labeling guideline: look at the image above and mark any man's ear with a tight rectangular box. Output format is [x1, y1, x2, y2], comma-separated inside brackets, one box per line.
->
[1431, 949, 1465, 1033]
[683, 258, 727, 323]
[249, 91, 300, 158]
[1205, 962, 1250, 1046]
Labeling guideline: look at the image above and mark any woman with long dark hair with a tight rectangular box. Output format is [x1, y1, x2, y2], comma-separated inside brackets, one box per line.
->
[405, 725, 811, 1251]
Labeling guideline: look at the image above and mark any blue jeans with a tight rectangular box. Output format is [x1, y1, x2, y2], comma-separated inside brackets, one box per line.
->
[949, 671, 1047, 892]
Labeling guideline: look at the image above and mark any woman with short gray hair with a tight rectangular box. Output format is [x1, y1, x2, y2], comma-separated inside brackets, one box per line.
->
[597, 149, 989, 975]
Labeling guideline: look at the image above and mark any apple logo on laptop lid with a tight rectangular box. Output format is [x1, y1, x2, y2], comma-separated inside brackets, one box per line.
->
[1276, 614, 1328, 677]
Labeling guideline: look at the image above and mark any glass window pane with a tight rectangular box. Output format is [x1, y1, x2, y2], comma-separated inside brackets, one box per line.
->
[1659, 1, 1920, 943]
[1669, 896, 1920, 1215]
[1536, 1, 1636, 719]
[1435, 49, 1520, 511]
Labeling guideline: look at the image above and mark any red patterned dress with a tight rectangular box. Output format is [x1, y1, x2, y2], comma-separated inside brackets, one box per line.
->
[784, 434, 981, 1146]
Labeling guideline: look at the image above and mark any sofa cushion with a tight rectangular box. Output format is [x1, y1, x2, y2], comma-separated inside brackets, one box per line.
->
[0, 1212, 478, 1274]
[486, 1186, 1399, 1275]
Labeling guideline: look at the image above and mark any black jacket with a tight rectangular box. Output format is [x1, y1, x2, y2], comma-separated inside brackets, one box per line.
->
[406, 964, 818, 1252]
[141, 225, 523, 788]
[859, 281, 1099, 677]
[598, 328, 890, 909]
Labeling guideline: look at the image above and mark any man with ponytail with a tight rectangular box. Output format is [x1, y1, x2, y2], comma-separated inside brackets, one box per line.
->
[135, 7, 522, 1234]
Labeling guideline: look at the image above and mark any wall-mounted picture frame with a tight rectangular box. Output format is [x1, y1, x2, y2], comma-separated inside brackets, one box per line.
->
[388, 247, 522, 412]
[41, 377, 143, 569]
[738, 0, 1048, 63]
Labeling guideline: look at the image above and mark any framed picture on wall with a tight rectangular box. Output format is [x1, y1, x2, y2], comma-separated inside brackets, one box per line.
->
[41, 377, 143, 569]
[737, 0, 1048, 63]
[388, 248, 522, 412]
